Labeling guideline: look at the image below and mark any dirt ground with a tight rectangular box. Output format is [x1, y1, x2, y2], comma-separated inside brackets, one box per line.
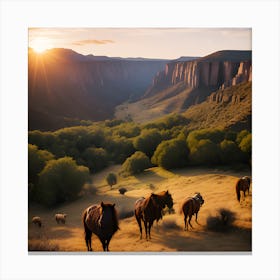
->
[28, 166, 252, 252]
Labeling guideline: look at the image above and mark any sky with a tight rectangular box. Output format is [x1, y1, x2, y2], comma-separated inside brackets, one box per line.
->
[29, 28, 251, 59]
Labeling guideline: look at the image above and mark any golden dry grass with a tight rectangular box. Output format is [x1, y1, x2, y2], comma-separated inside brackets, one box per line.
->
[28, 166, 251, 252]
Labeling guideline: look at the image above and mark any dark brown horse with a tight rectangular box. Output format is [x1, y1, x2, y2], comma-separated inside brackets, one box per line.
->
[134, 190, 173, 240]
[236, 176, 251, 202]
[181, 192, 204, 231]
[82, 202, 119, 251]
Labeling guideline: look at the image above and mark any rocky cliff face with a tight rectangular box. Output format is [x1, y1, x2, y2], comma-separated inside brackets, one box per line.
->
[146, 50, 252, 98]
[28, 48, 168, 130]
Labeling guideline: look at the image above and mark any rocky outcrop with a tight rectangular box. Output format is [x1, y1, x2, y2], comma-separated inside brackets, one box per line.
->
[28, 48, 168, 130]
[145, 50, 252, 98]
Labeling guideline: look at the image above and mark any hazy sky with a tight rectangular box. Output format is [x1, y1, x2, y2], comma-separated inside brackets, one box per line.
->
[29, 28, 251, 59]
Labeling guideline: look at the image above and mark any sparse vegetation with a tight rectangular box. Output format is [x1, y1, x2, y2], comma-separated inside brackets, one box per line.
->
[206, 208, 236, 232]
[121, 151, 152, 175]
[106, 173, 117, 188]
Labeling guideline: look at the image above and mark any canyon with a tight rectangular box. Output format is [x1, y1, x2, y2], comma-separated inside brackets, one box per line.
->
[28, 48, 251, 131]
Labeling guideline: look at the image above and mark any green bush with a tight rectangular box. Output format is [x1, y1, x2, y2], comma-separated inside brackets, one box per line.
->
[189, 139, 221, 165]
[236, 130, 250, 145]
[106, 173, 117, 188]
[105, 136, 135, 163]
[82, 147, 108, 172]
[151, 139, 189, 169]
[133, 129, 162, 157]
[219, 140, 244, 164]
[37, 157, 89, 206]
[122, 151, 151, 175]
[28, 144, 54, 185]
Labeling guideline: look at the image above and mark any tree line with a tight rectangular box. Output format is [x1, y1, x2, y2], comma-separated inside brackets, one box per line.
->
[28, 114, 251, 207]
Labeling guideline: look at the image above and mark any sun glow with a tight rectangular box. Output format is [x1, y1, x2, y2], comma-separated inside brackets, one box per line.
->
[30, 37, 53, 53]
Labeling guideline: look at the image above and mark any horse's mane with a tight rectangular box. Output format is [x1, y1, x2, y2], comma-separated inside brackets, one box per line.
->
[101, 203, 119, 230]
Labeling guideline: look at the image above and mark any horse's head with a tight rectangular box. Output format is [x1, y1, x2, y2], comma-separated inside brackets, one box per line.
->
[163, 190, 174, 209]
[194, 192, 204, 206]
[99, 202, 118, 229]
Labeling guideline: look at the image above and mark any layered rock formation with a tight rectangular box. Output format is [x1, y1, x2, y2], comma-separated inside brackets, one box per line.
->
[28, 48, 169, 130]
[145, 50, 252, 99]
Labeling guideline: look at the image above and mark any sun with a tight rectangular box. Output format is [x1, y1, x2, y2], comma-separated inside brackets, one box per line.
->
[30, 38, 53, 54]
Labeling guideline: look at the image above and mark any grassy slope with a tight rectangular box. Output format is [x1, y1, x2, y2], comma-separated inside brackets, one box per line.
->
[29, 165, 252, 252]
[115, 82, 251, 132]
[183, 82, 252, 131]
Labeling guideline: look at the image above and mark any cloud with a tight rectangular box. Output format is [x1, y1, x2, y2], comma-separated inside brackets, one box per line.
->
[72, 39, 115, 46]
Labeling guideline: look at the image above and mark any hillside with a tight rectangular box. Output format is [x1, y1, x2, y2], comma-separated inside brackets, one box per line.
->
[28, 48, 170, 130]
[28, 166, 252, 252]
[115, 50, 252, 130]
[183, 81, 252, 131]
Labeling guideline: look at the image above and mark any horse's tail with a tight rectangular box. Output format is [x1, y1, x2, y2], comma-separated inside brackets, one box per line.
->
[236, 180, 241, 202]
[82, 209, 89, 235]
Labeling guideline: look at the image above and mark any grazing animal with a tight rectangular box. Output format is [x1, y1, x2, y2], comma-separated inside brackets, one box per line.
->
[32, 216, 42, 227]
[55, 213, 67, 224]
[236, 176, 251, 202]
[181, 192, 204, 231]
[82, 202, 119, 251]
[134, 190, 173, 240]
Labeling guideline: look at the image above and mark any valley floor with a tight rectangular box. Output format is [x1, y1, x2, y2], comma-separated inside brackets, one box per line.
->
[28, 166, 252, 253]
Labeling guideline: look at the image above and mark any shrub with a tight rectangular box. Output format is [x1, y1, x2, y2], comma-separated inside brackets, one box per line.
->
[106, 173, 117, 188]
[239, 133, 252, 154]
[133, 129, 162, 157]
[206, 208, 236, 232]
[37, 157, 89, 206]
[188, 139, 221, 165]
[236, 130, 250, 145]
[122, 151, 151, 175]
[151, 139, 189, 169]
[82, 147, 108, 172]
[105, 136, 135, 164]
[219, 140, 244, 164]
[28, 144, 54, 185]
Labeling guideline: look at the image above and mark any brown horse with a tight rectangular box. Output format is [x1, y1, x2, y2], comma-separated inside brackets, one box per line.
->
[82, 202, 119, 251]
[181, 192, 204, 231]
[236, 176, 251, 202]
[134, 190, 173, 240]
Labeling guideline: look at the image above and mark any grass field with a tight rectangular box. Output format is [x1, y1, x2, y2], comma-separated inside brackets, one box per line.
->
[28, 165, 252, 252]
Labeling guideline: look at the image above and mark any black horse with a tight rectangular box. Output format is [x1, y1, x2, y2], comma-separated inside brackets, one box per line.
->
[82, 202, 119, 251]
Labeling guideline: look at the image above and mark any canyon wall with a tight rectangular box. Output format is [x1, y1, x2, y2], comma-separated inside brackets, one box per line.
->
[146, 51, 252, 97]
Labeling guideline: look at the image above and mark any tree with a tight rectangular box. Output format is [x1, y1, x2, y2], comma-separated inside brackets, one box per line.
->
[219, 140, 244, 163]
[122, 151, 151, 175]
[106, 173, 117, 188]
[133, 129, 162, 157]
[151, 139, 189, 169]
[37, 157, 89, 206]
[82, 147, 108, 172]
[189, 139, 221, 165]
[28, 144, 54, 185]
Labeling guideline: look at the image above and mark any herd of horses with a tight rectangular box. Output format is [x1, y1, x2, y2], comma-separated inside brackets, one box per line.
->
[31, 176, 251, 251]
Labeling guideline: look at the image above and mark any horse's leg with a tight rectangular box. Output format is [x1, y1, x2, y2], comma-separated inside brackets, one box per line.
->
[148, 221, 154, 239]
[188, 215, 193, 229]
[101, 240, 107, 252]
[85, 230, 92, 251]
[184, 215, 187, 231]
[195, 212, 199, 224]
[135, 214, 143, 239]
[144, 220, 148, 240]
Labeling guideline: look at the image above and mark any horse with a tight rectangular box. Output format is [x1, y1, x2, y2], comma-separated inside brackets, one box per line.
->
[82, 202, 119, 251]
[55, 213, 67, 224]
[134, 190, 173, 240]
[236, 176, 251, 202]
[180, 192, 204, 231]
